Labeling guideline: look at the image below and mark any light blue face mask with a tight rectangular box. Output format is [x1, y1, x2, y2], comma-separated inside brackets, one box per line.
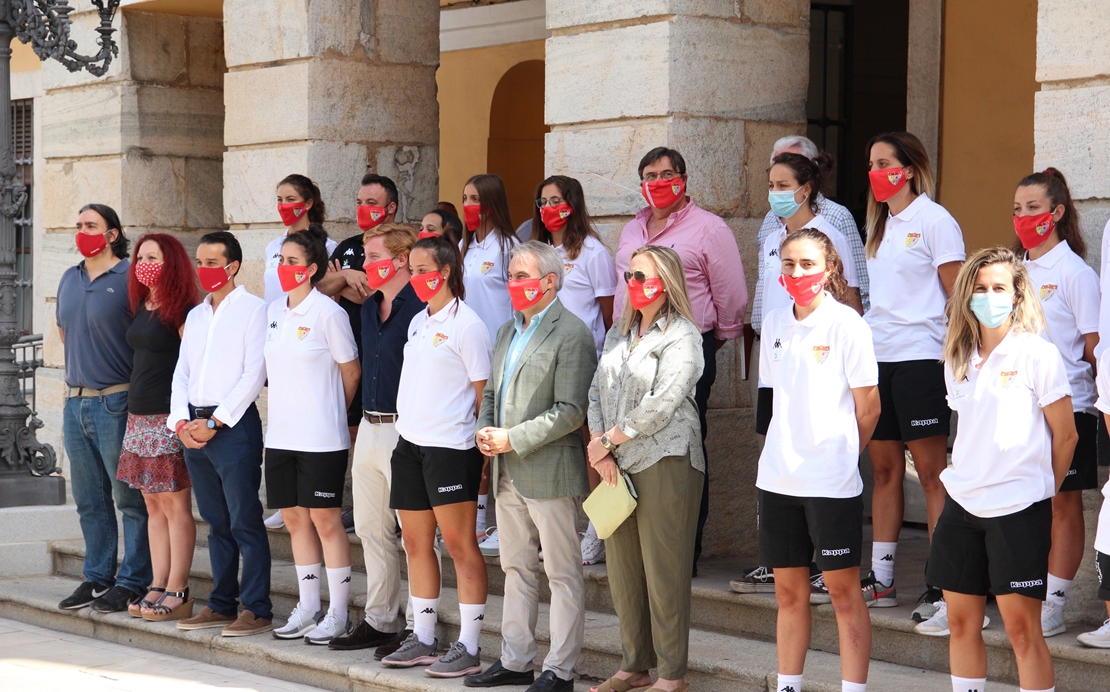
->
[969, 292, 1014, 328]
[768, 189, 806, 219]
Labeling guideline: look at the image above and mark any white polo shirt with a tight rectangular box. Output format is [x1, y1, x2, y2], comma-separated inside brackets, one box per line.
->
[555, 236, 618, 355]
[866, 195, 965, 362]
[263, 288, 359, 452]
[1024, 241, 1100, 414]
[396, 299, 492, 450]
[942, 329, 1071, 518]
[1092, 349, 1110, 554]
[756, 296, 878, 498]
[263, 231, 339, 304]
[463, 231, 519, 340]
[1096, 217, 1110, 360]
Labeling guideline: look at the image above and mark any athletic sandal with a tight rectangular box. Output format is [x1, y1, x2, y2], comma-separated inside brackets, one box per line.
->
[591, 675, 653, 692]
[142, 587, 193, 622]
[128, 587, 165, 618]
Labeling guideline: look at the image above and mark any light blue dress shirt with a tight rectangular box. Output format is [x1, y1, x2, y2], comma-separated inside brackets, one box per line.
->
[500, 297, 558, 422]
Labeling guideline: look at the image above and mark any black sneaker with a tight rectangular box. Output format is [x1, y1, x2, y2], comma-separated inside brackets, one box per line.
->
[91, 585, 143, 613]
[58, 581, 110, 610]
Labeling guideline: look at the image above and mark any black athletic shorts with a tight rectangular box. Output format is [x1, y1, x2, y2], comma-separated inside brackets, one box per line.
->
[1060, 412, 1098, 492]
[264, 448, 349, 509]
[1097, 551, 1110, 602]
[757, 489, 864, 572]
[1098, 412, 1110, 467]
[926, 495, 1051, 600]
[389, 436, 483, 511]
[755, 387, 773, 436]
[872, 360, 951, 442]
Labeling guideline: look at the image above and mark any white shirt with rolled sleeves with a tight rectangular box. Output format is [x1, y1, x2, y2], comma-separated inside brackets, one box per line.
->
[463, 232, 519, 340]
[396, 299, 492, 451]
[263, 231, 339, 305]
[554, 236, 618, 356]
[942, 330, 1071, 519]
[1091, 348, 1110, 554]
[865, 195, 966, 362]
[1096, 217, 1110, 360]
[168, 285, 268, 431]
[1024, 241, 1100, 414]
[756, 296, 878, 498]
[263, 288, 359, 452]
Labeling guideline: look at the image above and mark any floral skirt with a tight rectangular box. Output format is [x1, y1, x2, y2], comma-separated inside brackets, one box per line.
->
[115, 413, 190, 494]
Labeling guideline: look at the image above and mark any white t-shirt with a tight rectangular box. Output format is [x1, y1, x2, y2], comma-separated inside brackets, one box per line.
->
[1092, 349, 1110, 553]
[463, 231, 519, 340]
[866, 195, 965, 362]
[1096, 217, 1110, 360]
[396, 299, 492, 450]
[263, 288, 359, 452]
[555, 236, 618, 355]
[1024, 241, 1100, 414]
[942, 330, 1071, 518]
[264, 231, 339, 304]
[757, 296, 878, 498]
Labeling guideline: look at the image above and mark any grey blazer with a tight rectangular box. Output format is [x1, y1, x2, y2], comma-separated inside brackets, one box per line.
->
[476, 298, 597, 500]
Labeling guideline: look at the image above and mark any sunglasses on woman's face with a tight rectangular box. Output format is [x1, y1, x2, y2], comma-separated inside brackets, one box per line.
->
[624, 271, 652, 283]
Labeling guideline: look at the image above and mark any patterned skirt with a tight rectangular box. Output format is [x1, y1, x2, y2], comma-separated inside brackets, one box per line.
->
[115, 413, 191, 494]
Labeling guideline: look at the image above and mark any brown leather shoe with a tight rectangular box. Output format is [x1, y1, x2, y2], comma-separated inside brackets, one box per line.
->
[222, 609, 273, 637]
[177, 605, 236, 630]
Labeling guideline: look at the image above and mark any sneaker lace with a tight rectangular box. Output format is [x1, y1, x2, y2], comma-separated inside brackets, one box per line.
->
[440, 641, 469, 662]
[746, 565, 771, 579]
[810, 573, 826, 590]
[1097, 618, 1110, 635]
[317, 612, 340, 633]
[915, 587, 941, 605]
[396, 632, 422, 652]
[291, 602, 315, 625]
[930, 599, 948, 620]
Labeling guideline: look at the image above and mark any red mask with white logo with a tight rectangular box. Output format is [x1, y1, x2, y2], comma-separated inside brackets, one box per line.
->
[540, 204, 573, 233]
[134, 262, 163, 288]
[418, 231, 439, 240]
[778, 272, 826, 306]
[463, 204, 483, 232]
[410, 270, 444, 302]
[197, 265, 231, 293]
[75, 232, 108, 258]
[641, 177, 685, 209]
[868, 167, 907, 202]
[508, 278, 545, 312]
[1013, 212, 1055, 250]
[357, 205, 387, 231]
[627, 278, 665, 310]
[363, 258, 396, 290]
[278, 202, 307, 227]
[277, 264, 312, 292]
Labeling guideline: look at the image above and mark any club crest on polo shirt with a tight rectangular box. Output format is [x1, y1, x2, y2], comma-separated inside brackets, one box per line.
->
[905, 232, 921, 249]
[296, 326, 311, 340]
[771, 337, 784, 362]
[432, 333, 448, 347]
[480, 261, 495, 275]
[999, 370, 1017, 389]
[812, 345, 830, 364]
[564, 262, 574, 275]
[1040, 284, 1057, 301]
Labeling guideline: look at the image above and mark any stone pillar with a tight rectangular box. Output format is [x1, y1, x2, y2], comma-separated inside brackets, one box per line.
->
[1034, 0, 1110, 627]
[222, 0, 440, 295]
[545, 1, 809, 558]
[35, 8, 225, 477]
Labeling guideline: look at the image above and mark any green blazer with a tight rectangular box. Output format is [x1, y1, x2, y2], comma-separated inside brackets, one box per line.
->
[476, 298, 597, 500]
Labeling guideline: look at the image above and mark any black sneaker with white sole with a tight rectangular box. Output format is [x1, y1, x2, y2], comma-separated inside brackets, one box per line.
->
[58, 581, 110, 610]
[91, 585, 144, 613]
[729, 565, 775, 593]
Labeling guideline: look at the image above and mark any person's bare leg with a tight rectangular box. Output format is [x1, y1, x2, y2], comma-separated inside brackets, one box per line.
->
[867, 440, 907, 544]
[284, 506, 324, 564]
[904, 435, 950, 538]
[945, 591, 988, 679]
[399, 510, 439, 598]
[434, 501, 487, 604]
[140, 492, 168, 614]
[310, 507, 351, 568]
[823, 567, 871, 684]
[997, 593, 1054, 689]
[1048, 490, 1085, 580]
[773, 567, 812, 676]
[157, 489, 196, 610]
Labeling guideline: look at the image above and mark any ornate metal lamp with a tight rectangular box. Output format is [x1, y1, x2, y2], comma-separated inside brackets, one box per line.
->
[0, 1, 121, 507]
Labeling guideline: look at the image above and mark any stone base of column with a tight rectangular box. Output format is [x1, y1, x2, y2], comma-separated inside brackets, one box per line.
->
[0, 474, 66, 508]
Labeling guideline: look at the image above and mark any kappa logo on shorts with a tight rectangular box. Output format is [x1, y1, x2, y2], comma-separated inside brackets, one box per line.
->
[772, 338, 784, 362]
[1039, 284, 1057, 301]
[480, 261, 495, 274]
[438, 484, 463, 493]
[812, 345, 830, 364]
[905, 232, 921, 248]
[297, 326, 311, 340]
[1066, 468, 1077, 476]
[1010, 579, 1044, 589]
[821, 548, 851, 557]
[910, 418, 940, 427]
[314, 491, 336, 498]
[432, 333, 448, 347]
[999, 370, 1018, 389]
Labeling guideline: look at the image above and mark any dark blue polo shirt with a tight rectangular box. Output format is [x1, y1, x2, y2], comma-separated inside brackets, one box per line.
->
[360, 282, 425, 414]
[56, 259, 134, 389]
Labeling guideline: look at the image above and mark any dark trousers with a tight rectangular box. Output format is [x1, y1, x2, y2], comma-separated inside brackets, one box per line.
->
[183, 404, 272, 620]
[692, 331, 717, 569]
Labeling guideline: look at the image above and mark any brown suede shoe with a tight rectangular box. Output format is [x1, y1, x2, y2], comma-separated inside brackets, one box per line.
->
[177, 605, 236, 631]
[222, 609, 273, 637]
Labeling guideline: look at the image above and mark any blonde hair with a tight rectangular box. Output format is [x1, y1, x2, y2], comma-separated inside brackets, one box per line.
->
[864, 132, 937, 259]
[943, 246, 1045, 382]
[364, 223, 417, 257]
[781, 228, 850, 304]
[619, 245, 697, 335]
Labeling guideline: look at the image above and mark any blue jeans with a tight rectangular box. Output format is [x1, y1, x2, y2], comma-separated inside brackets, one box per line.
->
[184, 404, 272, 620]
[64, 391, 151, 592]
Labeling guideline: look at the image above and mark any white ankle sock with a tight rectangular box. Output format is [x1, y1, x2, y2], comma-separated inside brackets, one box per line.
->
[1046, 573, 1072, 609]
[871, 541, 897, 586]
[776, 673, 803, 692]
[476, 495, 488, 534]
[842, 682, 866, 692]
[458, 602, 485, 656]
[325, 566, 351, 624]
[295, 563, 322, 614]
[952, 675, 986, 692]
[412, 596, 438, 645]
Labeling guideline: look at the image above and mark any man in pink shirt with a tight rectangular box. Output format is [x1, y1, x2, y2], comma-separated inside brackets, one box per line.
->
[614, 147, 748, 575]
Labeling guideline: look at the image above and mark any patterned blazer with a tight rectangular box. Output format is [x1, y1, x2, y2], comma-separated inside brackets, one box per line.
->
[477, 298, 597, 500]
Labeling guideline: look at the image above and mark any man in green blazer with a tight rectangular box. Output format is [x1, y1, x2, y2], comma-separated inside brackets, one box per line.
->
[466, 241, 597, 692]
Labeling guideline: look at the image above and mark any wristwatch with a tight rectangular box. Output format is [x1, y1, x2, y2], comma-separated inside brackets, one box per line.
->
[206, 418, 218, 430]
[600, 433, 617, 451]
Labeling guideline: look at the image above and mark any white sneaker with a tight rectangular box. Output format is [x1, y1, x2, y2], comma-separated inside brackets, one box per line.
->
[304, 610, 349, 645]
[1077, 618, 1110, 648]
[913, 599, 990, 637]
[1040, 601, 1066, 637]
[478, 527, 499, 557]
[581, 531, 606, 565]
[264, 510, 285, 530]
[273, 602, 321, 639]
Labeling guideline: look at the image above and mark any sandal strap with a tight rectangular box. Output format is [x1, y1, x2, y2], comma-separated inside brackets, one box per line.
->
[148, 587, 190, 615]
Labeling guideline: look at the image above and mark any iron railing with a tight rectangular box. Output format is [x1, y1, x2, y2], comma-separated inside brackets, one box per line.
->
[14, 333, 42, 414]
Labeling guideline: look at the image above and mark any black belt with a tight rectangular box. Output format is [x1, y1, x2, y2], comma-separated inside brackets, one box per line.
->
[189, 405, 217, 420]
[363, 411, 397, 425]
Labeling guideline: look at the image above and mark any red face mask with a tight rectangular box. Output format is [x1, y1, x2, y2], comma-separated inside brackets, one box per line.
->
[357, 205, 388, 231]
[1013, 212, 1055, 250]
[627, 278, 665, 310]
[278, 202, 307, 227]
[197, 265, 231, 293]
[418, 231, 439, 240]
[540, 204, 573, 232]
[277, 264, 312, 292]
[778, 272, 826, 306]
[868, 167, 907, 202]
[363, 258, 396, 290]
[134, 262, 163, 288]
[462, 204, 483, 232]
[641, 177, 685, 209]
[75, 232, 108, 258]
[410, 270, 444, 302]
[508, 278, 545, 312]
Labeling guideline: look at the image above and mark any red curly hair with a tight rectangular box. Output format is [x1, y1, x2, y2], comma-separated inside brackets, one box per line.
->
[128, 233, 199, 332]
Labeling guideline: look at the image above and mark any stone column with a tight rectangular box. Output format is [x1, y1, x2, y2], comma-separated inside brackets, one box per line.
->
[1034, 0, 1110, 629]
[36, 8, 225, 476]
[545, 1, 809, 557]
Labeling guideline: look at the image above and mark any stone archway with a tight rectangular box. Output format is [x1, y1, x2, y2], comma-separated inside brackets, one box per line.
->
[487, 59, 548, 230]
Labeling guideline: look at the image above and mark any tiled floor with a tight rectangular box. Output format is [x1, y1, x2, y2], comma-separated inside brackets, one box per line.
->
[0, 617, 328, 692]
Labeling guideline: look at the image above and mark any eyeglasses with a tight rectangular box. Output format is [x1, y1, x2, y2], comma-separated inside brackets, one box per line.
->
[641, 170, 680, 183]
[623, 271, 651, 283]
[535, 196, 566, 209]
